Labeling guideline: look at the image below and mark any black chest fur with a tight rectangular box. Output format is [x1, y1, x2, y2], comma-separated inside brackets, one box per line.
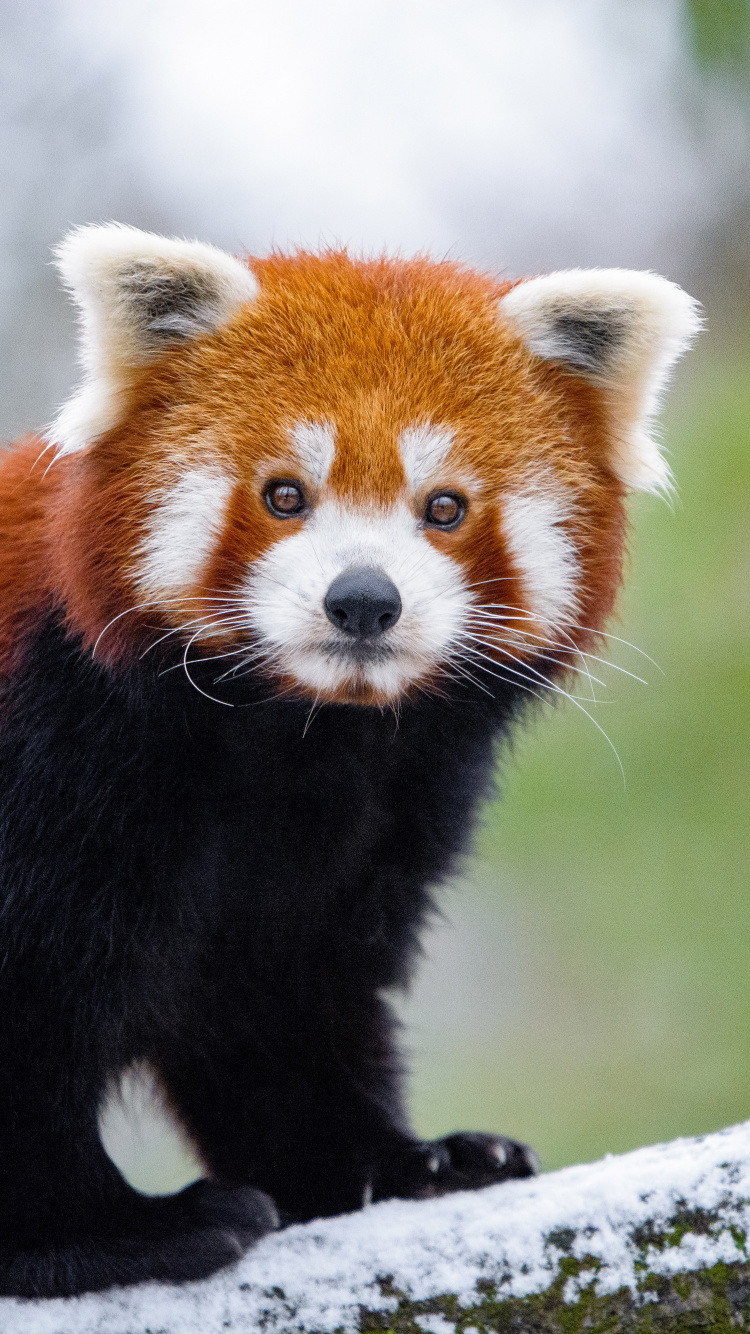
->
[0, 618, 539, 1287]
[0, 621, 523, 1045]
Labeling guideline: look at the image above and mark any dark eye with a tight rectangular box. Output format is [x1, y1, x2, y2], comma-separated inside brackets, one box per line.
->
[265, 480, 306, 517]
[425, 491, 466, 529]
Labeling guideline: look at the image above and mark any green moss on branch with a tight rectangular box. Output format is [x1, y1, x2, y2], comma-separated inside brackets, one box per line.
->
[357, 1258, 750, 1333]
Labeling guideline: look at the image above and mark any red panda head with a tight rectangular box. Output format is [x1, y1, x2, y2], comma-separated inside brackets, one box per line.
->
[47, 225, 700, 706]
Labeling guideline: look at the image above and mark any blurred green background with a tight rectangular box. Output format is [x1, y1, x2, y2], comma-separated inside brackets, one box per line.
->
[404, 339, 750, 1168]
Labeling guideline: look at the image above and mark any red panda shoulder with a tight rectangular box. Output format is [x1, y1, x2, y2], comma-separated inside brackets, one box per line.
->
[0, 439, 60, 680]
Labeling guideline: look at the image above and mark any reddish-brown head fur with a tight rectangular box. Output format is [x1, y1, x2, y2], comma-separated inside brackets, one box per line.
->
[0, 229, 700, 704]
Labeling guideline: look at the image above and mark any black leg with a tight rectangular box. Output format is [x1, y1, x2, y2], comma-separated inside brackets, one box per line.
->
[0, 1022, 276, 1298]
[0, 1175, 277, 1298]
[155, 987, 537, 1224]
[156, 988, 414, 1221]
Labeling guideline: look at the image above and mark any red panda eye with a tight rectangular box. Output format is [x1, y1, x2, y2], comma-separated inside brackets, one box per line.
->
[425, 492, 465, 529]
[265, 480, 306, 517]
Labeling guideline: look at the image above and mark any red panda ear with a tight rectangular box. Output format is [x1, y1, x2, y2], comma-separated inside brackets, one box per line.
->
[498, 269, 702, 493]
[49, 223, 258, 456]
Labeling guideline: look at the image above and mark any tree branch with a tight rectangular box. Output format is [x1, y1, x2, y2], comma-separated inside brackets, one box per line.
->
[5, 1121, 750, 1332]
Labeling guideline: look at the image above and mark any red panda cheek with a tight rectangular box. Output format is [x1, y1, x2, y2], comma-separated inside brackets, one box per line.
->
[199, 484, 296, 600]
[424, 510, 527, 628]
[570, 481, 628, 643]
[44, 454, 147, 660]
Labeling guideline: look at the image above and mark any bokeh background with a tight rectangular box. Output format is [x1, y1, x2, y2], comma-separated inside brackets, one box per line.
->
[1, 0, 749, 1189]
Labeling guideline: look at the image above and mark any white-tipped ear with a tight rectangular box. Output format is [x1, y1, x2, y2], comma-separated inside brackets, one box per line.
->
[50, 223, 259, 455]
[499, 270, 702, 493]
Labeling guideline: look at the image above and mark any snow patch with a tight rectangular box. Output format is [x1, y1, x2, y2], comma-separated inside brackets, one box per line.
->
[4, 1121, 750, 1332]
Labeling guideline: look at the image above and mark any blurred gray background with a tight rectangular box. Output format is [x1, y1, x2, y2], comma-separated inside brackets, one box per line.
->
[2, 0, 749, 1189]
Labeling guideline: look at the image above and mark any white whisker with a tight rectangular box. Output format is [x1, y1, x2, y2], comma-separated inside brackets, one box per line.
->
[180, 628, 234, 708]
[461, 632, 605, 696]
[140, 614, 251, 660]
[452, 636, 625, 784]
[464, 610, 650, 687]
[448, 650, 544, 700]
[302, 691, 323, 737]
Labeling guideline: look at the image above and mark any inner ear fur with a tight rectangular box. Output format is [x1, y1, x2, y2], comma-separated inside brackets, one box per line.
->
[50, 223, 259, 456]
[499, 269, 702, 493]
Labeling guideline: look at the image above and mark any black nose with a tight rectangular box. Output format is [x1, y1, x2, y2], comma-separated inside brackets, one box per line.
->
[324, 567, 402, 639]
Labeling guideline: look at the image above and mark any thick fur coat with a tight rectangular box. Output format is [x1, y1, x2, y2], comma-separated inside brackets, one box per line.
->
[0, 229, 699, 1296]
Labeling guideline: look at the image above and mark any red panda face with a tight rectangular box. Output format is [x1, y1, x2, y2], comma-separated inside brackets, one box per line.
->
[243, 467, 472, 705]
[46, 230, 700, 707]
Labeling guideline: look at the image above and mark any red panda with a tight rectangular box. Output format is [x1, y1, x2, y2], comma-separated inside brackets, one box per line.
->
[0, 226, 699, 1297]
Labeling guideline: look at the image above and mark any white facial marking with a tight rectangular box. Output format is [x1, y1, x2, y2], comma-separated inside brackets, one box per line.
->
[244, 500, 468, 699]
[502, 486, 579, 629]
[289, 420, 336, 487]
[135, 466, 233, 599]
[399, 423, 455, 491]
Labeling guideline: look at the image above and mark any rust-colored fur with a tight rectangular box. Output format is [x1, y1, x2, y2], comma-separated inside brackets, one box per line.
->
[1, 251, 625, 687]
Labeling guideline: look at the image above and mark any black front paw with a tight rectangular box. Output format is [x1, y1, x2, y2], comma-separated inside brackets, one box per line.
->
[375, 1131, 538, 1202]
[161, 1178, 280, 1248]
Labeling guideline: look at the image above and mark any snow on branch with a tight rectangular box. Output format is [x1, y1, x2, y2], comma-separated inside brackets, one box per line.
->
[5, 1121, 750, 1333]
